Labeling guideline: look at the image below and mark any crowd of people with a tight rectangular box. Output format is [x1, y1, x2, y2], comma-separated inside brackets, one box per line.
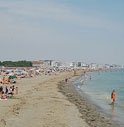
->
[0, 85, 18, 99]
[0, 72, 19, 99]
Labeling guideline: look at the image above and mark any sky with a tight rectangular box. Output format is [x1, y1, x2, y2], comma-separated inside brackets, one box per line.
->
[0, 0, 124, 65]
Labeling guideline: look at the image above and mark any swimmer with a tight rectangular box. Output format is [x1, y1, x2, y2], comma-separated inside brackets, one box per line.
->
[111, 89, 116, 105]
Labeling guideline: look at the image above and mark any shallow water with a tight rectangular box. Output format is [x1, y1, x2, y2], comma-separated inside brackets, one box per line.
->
[73, 69, 124, 127]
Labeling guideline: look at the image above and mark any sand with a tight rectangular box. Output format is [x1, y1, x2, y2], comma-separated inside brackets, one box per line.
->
[0, 70, 114, 127]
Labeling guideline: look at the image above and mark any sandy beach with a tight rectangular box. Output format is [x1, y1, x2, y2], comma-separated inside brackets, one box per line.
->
[0, 70, 114, 127]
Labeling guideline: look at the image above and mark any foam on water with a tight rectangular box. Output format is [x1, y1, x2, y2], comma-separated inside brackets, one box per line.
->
[73, 69, 124, 127]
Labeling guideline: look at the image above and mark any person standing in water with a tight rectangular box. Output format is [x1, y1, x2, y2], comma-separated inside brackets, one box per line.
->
[111, 89, 116, 105]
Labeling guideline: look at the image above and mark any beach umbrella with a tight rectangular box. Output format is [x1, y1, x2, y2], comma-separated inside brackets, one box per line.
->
[9, 75, 17, 79]
[16, 70, 22, 72]
[8, 73, 14, 76]
[21, 71, 27, 74]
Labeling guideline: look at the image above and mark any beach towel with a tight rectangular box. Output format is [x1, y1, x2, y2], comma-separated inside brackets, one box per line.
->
[0, 98, 7, 100]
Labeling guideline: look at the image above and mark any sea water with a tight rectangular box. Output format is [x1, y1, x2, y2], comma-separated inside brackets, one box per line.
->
[73, 69, 124, 127]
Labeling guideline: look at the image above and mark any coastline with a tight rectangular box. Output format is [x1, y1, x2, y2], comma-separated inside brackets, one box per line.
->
[0, 71, 90, 127]
[0, 70, 117, 127]
[58, 71, 118, 127]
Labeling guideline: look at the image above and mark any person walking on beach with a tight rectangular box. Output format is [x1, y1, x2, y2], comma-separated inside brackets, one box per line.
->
[65, 76, 69, 83]
[111, 89, 116, 105]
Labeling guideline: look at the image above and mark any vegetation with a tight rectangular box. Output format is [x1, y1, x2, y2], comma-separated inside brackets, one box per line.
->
[0, 61, 32, 67]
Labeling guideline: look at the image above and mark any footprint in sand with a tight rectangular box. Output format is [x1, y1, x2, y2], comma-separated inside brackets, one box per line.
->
[0, 119, 6, 126]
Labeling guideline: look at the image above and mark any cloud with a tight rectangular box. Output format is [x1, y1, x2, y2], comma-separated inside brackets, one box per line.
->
[0, 1, 122, 47]
[0, 0, 120, 30]
[0, 0, 123, 64]
[0, 0, 123, 45]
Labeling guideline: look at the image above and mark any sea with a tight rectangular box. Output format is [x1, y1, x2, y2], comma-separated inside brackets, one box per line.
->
[73, 69, 124, 127]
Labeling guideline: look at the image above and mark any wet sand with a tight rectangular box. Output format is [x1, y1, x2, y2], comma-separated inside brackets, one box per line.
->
[58, 80, 114, 127]
[0, 70, 115, 127]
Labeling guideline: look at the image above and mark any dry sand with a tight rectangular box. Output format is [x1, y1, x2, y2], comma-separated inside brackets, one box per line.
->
[0, 71, 114, 127]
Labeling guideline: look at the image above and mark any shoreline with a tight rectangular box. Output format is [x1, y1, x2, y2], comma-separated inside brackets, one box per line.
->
[58, 72, 118, 127]
[0, 71, 90, 127]
[0, 70, 119, 127]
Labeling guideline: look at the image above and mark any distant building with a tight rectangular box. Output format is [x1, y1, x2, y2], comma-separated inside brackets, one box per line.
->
[42, 60, 53, 67]
[77, 62, 89, 69]
[81, 63, 89, 69]
[32, 61, 43, 67]
[89, 63, 97, 69]
[72, 62, 78, 68]
[51, 61, 61, 67]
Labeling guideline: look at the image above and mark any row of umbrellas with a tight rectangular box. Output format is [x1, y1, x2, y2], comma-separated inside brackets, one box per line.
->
[9, 75, 17, 79]
[8, 70, 28, 79]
